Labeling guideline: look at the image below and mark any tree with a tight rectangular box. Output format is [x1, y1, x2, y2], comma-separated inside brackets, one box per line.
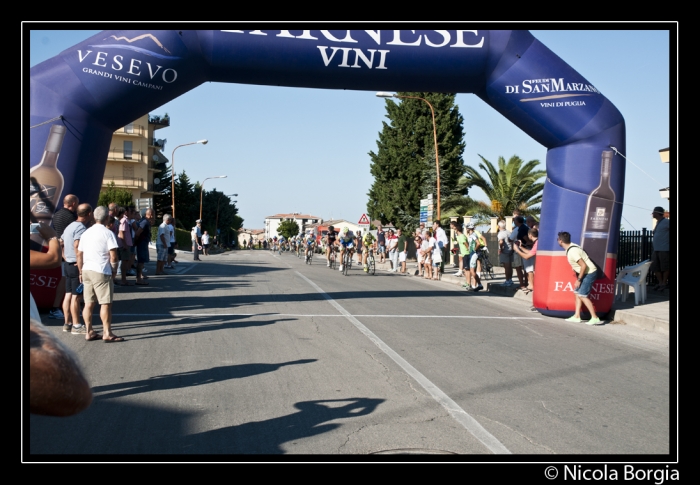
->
[368, 92, 466, 232]
[98, 182, 133, 208]
[153, 161, 172, 221]
[463, 154, 545, 221]
[277, 220, 300, 240]
[173, 170, 197, 230]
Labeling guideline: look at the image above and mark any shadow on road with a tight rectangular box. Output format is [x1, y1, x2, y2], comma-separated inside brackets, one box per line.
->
[91, 360, 317, 401]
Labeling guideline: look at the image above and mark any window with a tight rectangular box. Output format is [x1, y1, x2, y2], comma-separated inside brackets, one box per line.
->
[124, 122, 134, 134]
[123, 141, 133, 160]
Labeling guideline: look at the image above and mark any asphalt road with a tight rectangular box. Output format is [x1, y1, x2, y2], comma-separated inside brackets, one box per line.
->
[27, 249, 670, 459]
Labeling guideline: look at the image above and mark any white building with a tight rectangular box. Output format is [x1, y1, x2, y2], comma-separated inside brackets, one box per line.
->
[264, 213, 322, 240]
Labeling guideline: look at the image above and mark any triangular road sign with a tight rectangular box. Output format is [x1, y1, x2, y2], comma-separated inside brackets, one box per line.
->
[358, 214, 370, 225]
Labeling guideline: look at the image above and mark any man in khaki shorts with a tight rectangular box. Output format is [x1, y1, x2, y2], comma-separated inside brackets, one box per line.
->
[77, 206, 124, 342]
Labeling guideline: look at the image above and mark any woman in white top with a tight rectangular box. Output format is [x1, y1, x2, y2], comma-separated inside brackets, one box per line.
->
[421, 230, 433, 280]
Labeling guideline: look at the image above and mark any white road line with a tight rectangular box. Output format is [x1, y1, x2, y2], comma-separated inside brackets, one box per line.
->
[110, 313, 541, 320]
[295, 271, 512, 455]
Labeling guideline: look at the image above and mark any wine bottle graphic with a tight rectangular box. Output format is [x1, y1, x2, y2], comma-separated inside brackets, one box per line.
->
[29, 124, 66, 245]
[580, 150, 615, 270]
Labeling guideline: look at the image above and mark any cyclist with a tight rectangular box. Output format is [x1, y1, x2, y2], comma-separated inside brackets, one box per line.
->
[326, 225, 337, 267]
[277, 235, 286, 254]
[338, 226, 356, 272]
[305, 232, 316, 261]
[362, 230, 376, 272]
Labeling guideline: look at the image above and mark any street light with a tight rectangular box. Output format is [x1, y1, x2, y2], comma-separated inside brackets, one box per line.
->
[171, 139, 208, 221]
[216, 193, 237, 244]
[376, 92, 441, 222]
[200, 175, 227, 220]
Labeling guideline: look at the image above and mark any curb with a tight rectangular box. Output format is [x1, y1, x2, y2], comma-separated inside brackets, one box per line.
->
[376, 261, 669, 335]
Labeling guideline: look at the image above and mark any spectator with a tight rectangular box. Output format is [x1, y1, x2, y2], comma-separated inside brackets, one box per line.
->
[47, 194, 79, 320]
[421, 229, 433, 280]
[651, 206, 670, 291]
[376, 225, 386, 264]
[133, 208, 153, 286]
[415, 234, 425, 276]
[192, 220, 203, 261]
[116, 206, 134, 286]
[396, 228, 407, 273]
[127, 207, 140, 276]
[60, 203, 93, 334]
[29, 222, 63, 322]
[557, 231, 602, 325]
[526, 215, 539, 231]
[497, 220, 514, 286]
[77, 205, 124, 342]
[387, 229, 398, 272]
[464, 223, 483, 292]
[166, 217, 177, 268]
[513, 227, 539, 294]
[202, 230, 211, 256]
[156, 214, 172, 275]
[432, 221, 448, 274]
[29, 318, 92, 416]
[430, 229, 442, 280]
[450, 221, 468, 280]
[510, 215, 529, 290]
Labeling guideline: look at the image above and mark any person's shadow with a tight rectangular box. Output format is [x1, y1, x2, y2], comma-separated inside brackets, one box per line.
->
[181, 397, 385, 454]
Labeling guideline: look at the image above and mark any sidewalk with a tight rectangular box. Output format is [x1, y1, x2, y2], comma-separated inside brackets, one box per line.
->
[374, 258, 671, 336]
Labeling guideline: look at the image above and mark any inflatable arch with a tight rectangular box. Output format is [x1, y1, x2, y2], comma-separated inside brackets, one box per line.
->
[29, 30, 625, 316]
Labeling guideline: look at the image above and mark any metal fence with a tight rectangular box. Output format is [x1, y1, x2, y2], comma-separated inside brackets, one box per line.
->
[482, 230, 658, 285]
[617, 229, 657, 284]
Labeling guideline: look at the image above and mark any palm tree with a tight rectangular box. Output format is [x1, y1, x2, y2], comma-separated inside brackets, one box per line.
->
[463, 154, 545, 221]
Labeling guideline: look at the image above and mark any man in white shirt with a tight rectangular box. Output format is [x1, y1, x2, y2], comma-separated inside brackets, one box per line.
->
[156, 214, 172, 275]
[77, 206, 123, 342]
[432, 221, 448, 274]
[166, 217, 177, 268]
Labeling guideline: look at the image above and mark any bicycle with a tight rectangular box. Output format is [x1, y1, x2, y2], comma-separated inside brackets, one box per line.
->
[328, 246, 337, 270]
[342, 245, 353, 276]
[478, 247, 495, 279]
[366, 248, 376, 275]
[305, 244, 314, 264]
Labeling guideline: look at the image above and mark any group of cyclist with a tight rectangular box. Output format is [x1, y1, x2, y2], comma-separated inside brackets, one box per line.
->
[271, 225, 377, 273]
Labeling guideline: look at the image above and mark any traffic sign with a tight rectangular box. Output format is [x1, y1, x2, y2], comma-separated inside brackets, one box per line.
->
[358, 213, 370, 225]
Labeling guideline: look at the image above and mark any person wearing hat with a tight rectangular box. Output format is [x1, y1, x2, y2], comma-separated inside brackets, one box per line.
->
[651, 206, 670, 291]
[192, 219, 203, 261]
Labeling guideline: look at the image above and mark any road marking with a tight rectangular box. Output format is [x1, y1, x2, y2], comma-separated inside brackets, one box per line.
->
[295, 271, 512, 455]
[110, 313, 541, 320]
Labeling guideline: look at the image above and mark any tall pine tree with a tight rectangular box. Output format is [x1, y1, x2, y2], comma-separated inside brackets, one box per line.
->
[367, 92, 466, 232]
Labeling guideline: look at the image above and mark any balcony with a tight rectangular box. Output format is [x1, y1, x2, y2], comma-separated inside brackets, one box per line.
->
[107, 148, 144, 162]
[114, 125, 147, 136]
[150, 139, 167, 149]
[149, 114, 170, 129]
[148, 161, 163, 172]
[102, 176, 145, 190]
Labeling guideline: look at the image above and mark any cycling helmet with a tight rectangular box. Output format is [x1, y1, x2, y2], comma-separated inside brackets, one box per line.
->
[466, 222, 475, 229]
[342, 227, 349, 234]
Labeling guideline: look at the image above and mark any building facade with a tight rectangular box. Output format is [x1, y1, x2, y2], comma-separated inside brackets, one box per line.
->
[101, 112, 170, 205]
[264, 213, 322, 240]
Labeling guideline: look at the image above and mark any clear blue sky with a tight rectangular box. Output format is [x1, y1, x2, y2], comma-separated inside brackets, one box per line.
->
[27, 28, 673, 232]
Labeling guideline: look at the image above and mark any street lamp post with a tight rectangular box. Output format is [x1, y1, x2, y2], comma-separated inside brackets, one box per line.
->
[376, 92, 441, 222]
[216, 193, 237, 245]
[200, 175, 227, 221]
[171, 139, 208, 221]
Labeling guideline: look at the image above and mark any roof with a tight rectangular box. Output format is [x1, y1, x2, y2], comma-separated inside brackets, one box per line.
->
[265, 213, 321, 220]
[238, 228, 265, 234]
